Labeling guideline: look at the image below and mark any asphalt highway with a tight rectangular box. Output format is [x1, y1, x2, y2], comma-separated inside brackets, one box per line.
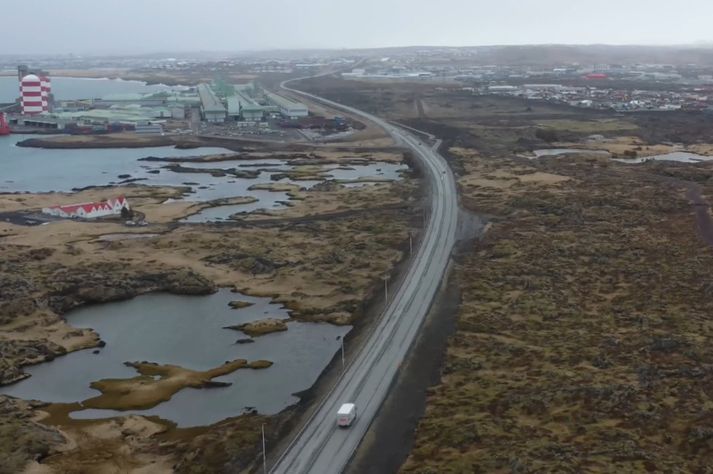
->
[271, 78, 458, 474]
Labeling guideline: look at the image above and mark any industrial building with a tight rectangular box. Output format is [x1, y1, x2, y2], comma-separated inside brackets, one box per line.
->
[227, 89, 265, 122]
[20, 74, 45, 115]
[18, 65, 52, 115]
[170, 106, 186, 119]
[264, 91, 309, 119]
[8, 87, 201, 132]
[19, 75, 51, 115]
[197, 84, 226, 122]
[94, 91, 199, 108]
[135, 123, 164, 134]
[7, 69, 203, 133]
[10, 75, 310, 132]
[194, 82, 308, 122]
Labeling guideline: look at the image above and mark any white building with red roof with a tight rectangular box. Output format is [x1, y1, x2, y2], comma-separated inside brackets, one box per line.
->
[42, 196, 130, 219]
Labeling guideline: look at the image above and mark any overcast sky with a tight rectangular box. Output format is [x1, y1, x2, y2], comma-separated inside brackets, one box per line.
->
[3, 0, 713, 55]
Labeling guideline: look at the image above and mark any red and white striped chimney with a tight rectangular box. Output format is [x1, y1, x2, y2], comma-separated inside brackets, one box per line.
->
[39, 75, 51, 112]
[20, 74, 43, 115]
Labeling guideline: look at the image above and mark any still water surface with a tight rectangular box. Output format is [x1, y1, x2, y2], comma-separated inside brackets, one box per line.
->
[0, 290, 350, 427]
[0, 111, 401, 427]
[612, 151, 713, 164]
[0, 76, 178, 103]
[1, 135, 406, 221]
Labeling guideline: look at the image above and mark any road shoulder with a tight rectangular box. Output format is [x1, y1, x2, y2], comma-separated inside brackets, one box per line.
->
[345, 260, 460, 474]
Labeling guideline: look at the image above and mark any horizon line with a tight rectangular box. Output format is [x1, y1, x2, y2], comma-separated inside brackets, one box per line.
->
[3, 42, 713, 58]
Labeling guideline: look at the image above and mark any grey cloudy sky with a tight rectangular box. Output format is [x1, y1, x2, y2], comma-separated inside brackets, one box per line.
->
[3, 0, 713, 54]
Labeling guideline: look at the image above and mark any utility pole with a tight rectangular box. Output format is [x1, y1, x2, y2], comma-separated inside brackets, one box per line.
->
[340, 336, 345, 370]
[261, 424, 267, 474]
[409, 232, 413, 256]
[383, 275, 390, 303]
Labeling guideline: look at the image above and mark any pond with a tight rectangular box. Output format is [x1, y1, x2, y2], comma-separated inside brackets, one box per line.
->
[612, 152, 713, 164]
[0, 135, 233, 195]
[0, 76, 180, 103]
[181, 161, 407, 222]
[0, 289, 350, 427]
[531, 148, 611, 158]
[0, 135, 407, 222]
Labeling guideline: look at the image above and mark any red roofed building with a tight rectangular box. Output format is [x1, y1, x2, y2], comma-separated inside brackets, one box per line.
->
[584, 73, 609, 80]
[42, 196, 130, 219]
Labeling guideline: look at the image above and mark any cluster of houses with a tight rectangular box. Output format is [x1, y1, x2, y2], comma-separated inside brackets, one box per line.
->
[42, 196, 130, 219]
[480, 83, 712, 112]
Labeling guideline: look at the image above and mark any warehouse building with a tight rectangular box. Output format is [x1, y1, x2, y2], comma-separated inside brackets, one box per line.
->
[197, 84, 226, 122]
[54, 106, 170, 125]
[227, 90, 265, 122]
[264, 91, 309, 119]
[95, 93, 163, 107]
[135, 122, 164, 134]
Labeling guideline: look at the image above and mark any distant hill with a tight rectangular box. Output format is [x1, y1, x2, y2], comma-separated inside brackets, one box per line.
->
[236, 44, 713, 66]
[461, 44, 713, 66]
[7, 44, 713, 66]
[255, 44, 713, 66]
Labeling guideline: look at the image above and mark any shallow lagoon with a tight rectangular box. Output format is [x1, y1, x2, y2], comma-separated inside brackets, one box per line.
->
[0, 290, 350, 427]
[1, 135, 406, 222]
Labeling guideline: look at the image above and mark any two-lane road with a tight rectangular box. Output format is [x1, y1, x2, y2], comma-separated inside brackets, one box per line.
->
[271, 78, 458, 474]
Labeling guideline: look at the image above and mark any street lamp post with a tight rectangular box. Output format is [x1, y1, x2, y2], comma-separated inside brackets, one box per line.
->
[337, 335, 345, 370]
[383, 274, 390, 304]
[261, 424, 267, 474]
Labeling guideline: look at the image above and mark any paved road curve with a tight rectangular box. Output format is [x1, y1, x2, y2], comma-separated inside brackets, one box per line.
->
[271, 77, 458, 474]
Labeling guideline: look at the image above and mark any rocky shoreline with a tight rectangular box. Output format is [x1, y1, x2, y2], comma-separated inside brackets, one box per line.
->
[83, 359, 273, 411]
[0, 396, 67, 473]
[0, 135, 420, 472]
[16, 135, 195, 149]
[14, 134, 274, 151]
[0, 265, 216, 387]
[225, 318, 289, 337]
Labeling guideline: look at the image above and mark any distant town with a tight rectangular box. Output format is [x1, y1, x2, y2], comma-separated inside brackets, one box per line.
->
[342, 59, 713, 112]
[4, 48, 713, 142]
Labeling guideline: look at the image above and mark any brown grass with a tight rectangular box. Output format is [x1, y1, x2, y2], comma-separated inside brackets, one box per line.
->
[403, 150, 713, 473]
[82, 360, 272, 411]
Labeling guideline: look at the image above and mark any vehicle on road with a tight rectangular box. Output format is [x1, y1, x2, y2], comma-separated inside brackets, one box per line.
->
[272, 77, 457, 474]
[337, 403, 356, 427]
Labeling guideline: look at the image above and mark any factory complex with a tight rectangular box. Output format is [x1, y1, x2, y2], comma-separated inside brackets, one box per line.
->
[10, 86, 198, 134]
[197, 82, 309, 123]
[227, 85, 266, 122]
[197, 83, 226, 123]
[5, 65, 309, 135]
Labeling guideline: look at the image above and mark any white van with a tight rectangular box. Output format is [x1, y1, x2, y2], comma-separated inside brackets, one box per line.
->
[337, 403, 357, 427]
